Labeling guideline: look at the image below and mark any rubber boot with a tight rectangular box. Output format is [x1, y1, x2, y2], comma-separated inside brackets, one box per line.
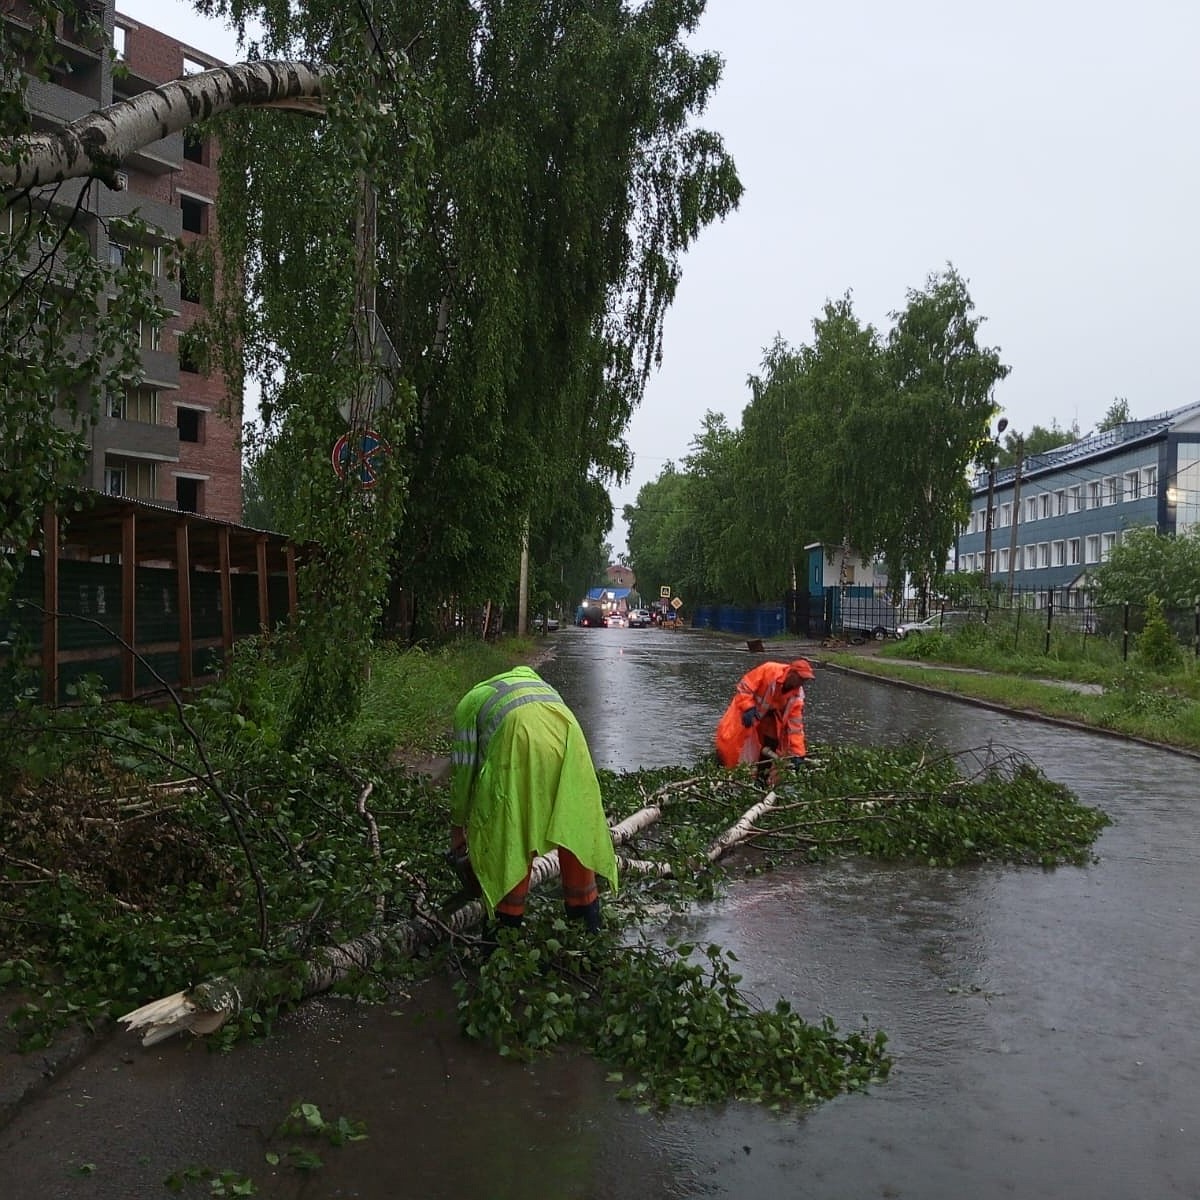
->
[565, 899, 602, 934]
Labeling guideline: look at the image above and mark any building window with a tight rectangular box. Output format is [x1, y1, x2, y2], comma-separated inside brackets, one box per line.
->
[1101, 532, 1117, 561]
[1024, 544, 1037, 570]
[182, 55, 209, 76]
[177, 406, 202, 443]
[108, 241, 127, 268]
[105, 459, 157, 499]
[1051, 540, 1065, 567]
[1142, 465, 1158, 497]
[1068, 485, 1081, 513]
[1039, 493, 1051, 519]
[1068, 538, 1081, 566]
[1055, 489, 1066, 516]
[176, 477, 202, 513]
[139, 320, 160, 351]
[183, 130, 206, 165]
[1123, 470, 1140, 501]
[109, 385, 159, 424]
[1103, 476, 1119, 506]
[1087, 480, 1102, 510]
[998, 502, 1012, 528]
[1026, 496, 1038, 523]
[180, 195, 209, 235]
[1085, 535, 1101, 564]
[999, 548, 1010, 573]
[1038, 542, 1050, 568]
[180, 263, 201, 303]
[178, 332, 202, 373]
[112, 24, 127, 59]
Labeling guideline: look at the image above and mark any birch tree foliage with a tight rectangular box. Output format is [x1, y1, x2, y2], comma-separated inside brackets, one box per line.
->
[875, 266, 1010, 597]
[206, 0, 740, 642]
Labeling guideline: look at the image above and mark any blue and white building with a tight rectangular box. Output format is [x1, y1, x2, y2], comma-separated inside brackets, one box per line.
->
[955, 401, 1200, 599]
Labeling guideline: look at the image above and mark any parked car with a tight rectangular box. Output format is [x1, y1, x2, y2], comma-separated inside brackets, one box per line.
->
[896, 611, 973, 638]
[531, 615, 559, 632]
[628, 608, 651, 627]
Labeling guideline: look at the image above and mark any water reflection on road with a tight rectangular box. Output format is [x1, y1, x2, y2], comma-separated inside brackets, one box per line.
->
[540, 625, 1200, 1200]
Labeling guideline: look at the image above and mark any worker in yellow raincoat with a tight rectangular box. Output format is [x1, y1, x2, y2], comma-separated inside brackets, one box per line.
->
[714, 659, 814, 781]
[449, 667, 617, 933]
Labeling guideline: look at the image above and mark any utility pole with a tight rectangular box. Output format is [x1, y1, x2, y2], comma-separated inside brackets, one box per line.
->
[1007, 435, 1024, 598]
[982, 418, 1007, 591]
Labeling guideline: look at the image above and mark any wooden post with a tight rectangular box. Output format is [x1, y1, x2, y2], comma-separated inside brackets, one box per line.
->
[121, 507, 137, 699]
[41, 502, 59, 705]
[286, 542, 298, 618]
[218, 526, 233, 662]
[175, 520, 193, 690]
[256, 535, 270, 633]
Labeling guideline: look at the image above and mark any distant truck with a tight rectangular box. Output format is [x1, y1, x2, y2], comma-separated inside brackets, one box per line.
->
[578, 603, 607, 628]
[834, 595, 901, 641]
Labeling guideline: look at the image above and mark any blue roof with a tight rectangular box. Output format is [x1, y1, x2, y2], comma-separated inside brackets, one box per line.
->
[587, 586, 632, 601]
[975, 398, 1200, 493]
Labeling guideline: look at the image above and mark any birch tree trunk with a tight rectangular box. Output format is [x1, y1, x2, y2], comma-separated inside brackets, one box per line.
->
[0, 61, 326, 190]
[120, 790, 777, 1047]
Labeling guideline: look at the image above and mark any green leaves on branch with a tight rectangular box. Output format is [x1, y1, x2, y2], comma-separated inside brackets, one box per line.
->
[456, 923, 891, 1111]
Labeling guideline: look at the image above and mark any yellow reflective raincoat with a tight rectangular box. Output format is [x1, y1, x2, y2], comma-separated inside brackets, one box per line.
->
[449, 667, 618, 916]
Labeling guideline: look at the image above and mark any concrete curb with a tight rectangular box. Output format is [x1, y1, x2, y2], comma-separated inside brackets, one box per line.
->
[0, 1013, 112, 1134]
[821, 658, 1200, 761]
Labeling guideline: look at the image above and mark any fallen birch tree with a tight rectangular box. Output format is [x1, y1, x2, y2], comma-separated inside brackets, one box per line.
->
[0, 60, 327, 190]
[119, 786, 779, 1046]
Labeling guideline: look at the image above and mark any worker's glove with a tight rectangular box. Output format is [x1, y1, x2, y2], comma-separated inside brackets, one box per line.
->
[741, 708, 757, 728]
[790, 756, 806, 770]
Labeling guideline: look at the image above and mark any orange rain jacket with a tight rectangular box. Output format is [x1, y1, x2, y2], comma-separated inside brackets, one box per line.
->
[714, 659, 813, 767]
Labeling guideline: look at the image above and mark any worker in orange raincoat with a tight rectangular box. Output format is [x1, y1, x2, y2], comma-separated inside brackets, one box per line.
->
[714, 659, 814, 780]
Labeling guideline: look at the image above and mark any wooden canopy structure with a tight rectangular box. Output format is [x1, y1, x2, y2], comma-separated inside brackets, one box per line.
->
[26, 492, 309, 704]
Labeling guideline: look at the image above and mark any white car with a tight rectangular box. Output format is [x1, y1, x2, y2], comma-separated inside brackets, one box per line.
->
[627, 609, 651, 627]
[896, 611, 973, 638]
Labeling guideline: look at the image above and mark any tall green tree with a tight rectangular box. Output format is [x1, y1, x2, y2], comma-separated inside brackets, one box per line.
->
[1098, 396, 1131, 431]
[996, 419, 1079, 467]
[875, 265, 1010, 598]
[207, 0, 740, 658]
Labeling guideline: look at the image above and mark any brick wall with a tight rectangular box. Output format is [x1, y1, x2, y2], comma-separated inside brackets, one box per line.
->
[117, 11, 242, 522]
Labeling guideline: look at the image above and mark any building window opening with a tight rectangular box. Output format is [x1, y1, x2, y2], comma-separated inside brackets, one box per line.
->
[177, 406, 202, 443]
[183, 130, 206, 165]
[180, 263, 201, 303]
[180, 195, 208, 235]
[176, 477, 201, 513]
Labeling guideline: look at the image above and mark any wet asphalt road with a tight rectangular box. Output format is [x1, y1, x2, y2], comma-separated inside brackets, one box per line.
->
[2, 624, 1199, 1199]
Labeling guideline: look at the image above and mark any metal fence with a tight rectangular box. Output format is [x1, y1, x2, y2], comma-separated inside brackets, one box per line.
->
[923, 586, 1200, 660]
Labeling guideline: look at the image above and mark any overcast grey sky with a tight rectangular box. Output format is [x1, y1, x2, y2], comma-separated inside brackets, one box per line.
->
[119, 0, 1200, 555]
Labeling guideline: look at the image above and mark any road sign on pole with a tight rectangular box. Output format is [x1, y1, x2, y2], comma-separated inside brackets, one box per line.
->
[331, 429, 390, 489]
[671, 596, 683, 610]
[660, 585, 671, 598]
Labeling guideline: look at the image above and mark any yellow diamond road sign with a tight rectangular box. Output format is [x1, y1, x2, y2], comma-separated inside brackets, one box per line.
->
[671, 596, 683, 610]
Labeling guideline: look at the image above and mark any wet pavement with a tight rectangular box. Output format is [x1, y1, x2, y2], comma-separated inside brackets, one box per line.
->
[3, 625, 1199, 1199]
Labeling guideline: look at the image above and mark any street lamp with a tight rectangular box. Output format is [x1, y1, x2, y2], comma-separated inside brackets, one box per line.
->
[982, 418, 1008, 590]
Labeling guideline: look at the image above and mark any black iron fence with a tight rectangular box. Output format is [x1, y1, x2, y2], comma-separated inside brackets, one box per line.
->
[921, 586, 1200, 660]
